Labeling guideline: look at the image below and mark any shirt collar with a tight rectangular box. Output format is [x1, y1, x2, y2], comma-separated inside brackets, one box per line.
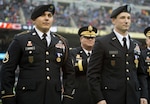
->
[34, 27, 51, 40]
[82, 48, 92, 56]
[113, 29, 130, 48]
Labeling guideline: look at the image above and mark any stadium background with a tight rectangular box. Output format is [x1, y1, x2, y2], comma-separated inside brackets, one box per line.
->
[0, 0, 150, 59]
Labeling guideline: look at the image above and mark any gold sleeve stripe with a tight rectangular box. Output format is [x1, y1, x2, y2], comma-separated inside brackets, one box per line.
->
[1, 94, 15, 99]
[63, 95, 73, 99]
[78, 60, 83, 71]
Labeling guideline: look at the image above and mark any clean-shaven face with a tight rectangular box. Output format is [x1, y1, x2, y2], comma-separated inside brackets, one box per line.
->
[33, 11, 54, 33]
[112, 12, 131, 35]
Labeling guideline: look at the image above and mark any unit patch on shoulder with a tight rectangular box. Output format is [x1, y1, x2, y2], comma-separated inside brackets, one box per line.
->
[3, 51, 9, 63]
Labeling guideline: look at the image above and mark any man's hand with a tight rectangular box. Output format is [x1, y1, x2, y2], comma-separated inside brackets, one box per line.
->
[97, 100, 107, 104]
[140, 98, 148, 104]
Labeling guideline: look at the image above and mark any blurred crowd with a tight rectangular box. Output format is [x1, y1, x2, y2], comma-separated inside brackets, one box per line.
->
[0, 0, 150, 33]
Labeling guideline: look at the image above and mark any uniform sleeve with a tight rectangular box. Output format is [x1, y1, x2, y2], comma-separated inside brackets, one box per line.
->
[87, 38, 105, 103]
[1, 37, 21, 104]
[61, 42, 75, 102]
[138, 50, 148, 99]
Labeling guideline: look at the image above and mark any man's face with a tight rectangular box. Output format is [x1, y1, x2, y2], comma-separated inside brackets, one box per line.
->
[33, 11, 54, 33]
[80, 36, 95, 49]
[112, 12, 131, 34]
[146, 36, 150, 47]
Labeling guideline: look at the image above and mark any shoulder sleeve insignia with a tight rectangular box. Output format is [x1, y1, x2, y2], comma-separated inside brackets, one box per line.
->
[3, 51, 9, 63]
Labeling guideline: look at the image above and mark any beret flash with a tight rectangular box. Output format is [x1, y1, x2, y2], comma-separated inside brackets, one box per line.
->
[110, 5, 131, 18]
[78, 25, 97, 37]
[31, 4, 55, 20]
[144, 27, 150, 37]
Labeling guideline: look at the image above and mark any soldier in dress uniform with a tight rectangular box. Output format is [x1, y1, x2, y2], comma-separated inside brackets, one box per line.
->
[0, 4, 75, 104]
[139, 27, 150, 103]
[70, 25, 97, 104]
[87, 5, 148, 104]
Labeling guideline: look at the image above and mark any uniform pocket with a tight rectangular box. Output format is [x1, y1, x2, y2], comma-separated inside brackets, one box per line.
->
[16, 79, 36, 91]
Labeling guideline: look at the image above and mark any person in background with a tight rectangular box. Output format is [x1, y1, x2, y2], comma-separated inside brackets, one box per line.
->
[139, 27, 150, 103]
[87, 4, 148, 104]
[70, 25, 97, 104]
[0, 4, 75, 104]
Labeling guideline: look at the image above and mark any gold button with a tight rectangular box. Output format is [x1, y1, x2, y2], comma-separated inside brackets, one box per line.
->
[29, 51, 32, 54]
[127, 77, 130, 80]
[148, 63, 150, 65]
[46, 68, 50, 71]
[47, 76, 50, 80]
[46, 60, 49, 63]
[104, 86, 108, 89]
[112, 54, 115, 57]
[22, 87, 26, 90]
[126, 62, 129, 65]
[126, 54, 128, 57]
[126, 69, 129, 72]
[46, 51, 49, 55]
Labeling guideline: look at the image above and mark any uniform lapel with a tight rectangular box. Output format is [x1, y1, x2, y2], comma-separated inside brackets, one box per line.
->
[109, 32, 125, 52]
[29, 30, 46, 48]
[128, 38, 136, 53]
[48, 33, 59, 49]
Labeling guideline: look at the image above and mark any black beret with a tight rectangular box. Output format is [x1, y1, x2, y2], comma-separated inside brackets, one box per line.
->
[144, 27, 150, 36]
[110, 5, 131, 18]
[31, 4, 55, 20]
[78, 25, 97, 37]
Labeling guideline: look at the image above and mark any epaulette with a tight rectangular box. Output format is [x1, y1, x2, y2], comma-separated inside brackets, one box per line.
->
[16, 30, 31, 36]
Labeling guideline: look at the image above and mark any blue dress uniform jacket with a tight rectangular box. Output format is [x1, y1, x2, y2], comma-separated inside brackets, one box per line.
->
[70, 47, 93, 104]
[87, 32, 148, 104]
[139, 48, 150, 103]
[0, 30, 75, 104]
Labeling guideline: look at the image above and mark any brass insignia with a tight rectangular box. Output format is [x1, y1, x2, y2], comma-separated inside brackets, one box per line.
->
[50, 5, 53, 9]
[3, 52, 9, 63]
[56, 57, 61, 62]
[111, 60, 115, 66]
[134, 59, 139, 68]
[28, 56, 33, 63]
[88, 25, 93, 31]
[147, 66, 150, 76]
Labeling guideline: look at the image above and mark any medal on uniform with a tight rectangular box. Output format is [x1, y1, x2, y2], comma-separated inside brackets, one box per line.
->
[28, 56, 33, 63]
[56, 53, 61, 62]
[134, 59, 139, 68]
[56, 57, 61, 62]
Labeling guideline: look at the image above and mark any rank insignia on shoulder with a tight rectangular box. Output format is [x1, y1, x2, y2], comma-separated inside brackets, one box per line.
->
[3, 51, 9, 63]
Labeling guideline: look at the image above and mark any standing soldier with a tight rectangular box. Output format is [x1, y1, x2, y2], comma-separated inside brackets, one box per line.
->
[139, 27, 150, 103]
[87, 5, 148, 104]
[0, 4, 75, 104]
[70, 25, 97, 104]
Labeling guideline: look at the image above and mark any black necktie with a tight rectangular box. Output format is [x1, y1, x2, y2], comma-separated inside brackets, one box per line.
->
[42, 33, 47, 47]
[122, 37, 128, 51]
[87, 52, 91, 57]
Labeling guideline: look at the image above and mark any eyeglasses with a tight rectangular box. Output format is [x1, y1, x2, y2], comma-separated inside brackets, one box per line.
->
[83, 36, 95, 39]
